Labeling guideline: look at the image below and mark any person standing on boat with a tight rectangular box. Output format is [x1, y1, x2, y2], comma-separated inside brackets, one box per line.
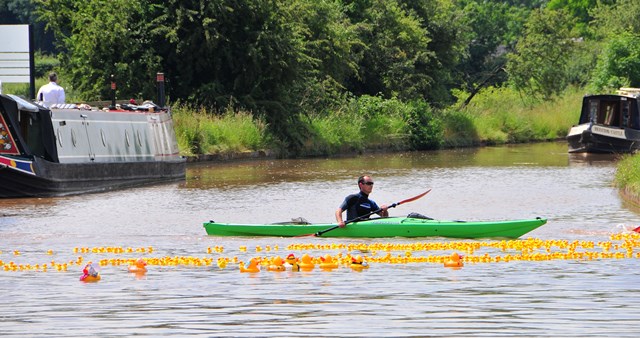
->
[335, 175, 388, 227]
[36, 72, 65, 107]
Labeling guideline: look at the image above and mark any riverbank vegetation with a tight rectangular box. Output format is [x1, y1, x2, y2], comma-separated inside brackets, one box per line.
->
[1, 2, 638, 162]
[615, 155, 640, 205]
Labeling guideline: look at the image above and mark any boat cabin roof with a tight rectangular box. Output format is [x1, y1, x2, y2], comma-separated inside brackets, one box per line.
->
[616, 87, 640, 98]
[7, 94, 40, 112]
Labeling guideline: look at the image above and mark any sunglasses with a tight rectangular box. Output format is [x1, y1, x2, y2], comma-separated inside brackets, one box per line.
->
[362, 181, 374, 186]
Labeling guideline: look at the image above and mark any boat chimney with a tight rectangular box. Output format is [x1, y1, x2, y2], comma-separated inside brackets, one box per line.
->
[109, 74, 116, 109]
[157, 72, 166, 108]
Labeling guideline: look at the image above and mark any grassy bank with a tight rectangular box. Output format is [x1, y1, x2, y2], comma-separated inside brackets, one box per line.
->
[615, 155, 640, 206]
[172, 86, 584, 158]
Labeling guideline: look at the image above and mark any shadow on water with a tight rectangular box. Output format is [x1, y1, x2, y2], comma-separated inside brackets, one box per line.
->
[184, 141, 587, 190]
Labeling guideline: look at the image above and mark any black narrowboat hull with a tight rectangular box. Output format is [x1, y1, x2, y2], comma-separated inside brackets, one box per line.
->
[567, 124, 640, 154]
[0, 156, 185, 198]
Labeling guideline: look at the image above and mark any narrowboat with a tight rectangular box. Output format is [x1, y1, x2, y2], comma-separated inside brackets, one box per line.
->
[567, 88, 640, 153]
[0, 94, 185, 198]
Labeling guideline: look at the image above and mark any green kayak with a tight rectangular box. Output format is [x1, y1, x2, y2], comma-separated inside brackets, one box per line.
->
[202, 216, 547, 239]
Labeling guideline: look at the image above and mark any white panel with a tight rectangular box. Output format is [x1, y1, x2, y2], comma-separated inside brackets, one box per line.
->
[0, 53, 30, 61]
[0, 25, 30, 52]
[0, 75, 30, 82]
[0, 68, 30, 75]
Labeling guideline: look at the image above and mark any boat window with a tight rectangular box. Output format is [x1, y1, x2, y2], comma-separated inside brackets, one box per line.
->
[633, 101, 640, 129]
[57, 128, 63, 147]
[602, 101, 620, 126]
[100, 129, 107, 147]
[71, 128, 77, 147]
[125, 129, 130, 147]
[589, 101, 598, 123]
[19, 111, 45, 157]
[622, 101, 630, 127]
[137, 129, 143, 147]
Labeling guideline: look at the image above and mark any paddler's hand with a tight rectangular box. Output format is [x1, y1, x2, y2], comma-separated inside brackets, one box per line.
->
[380, 205, 389, 217]
[338, 220, 346, 228]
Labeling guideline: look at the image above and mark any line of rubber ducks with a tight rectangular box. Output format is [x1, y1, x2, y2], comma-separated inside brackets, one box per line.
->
[3, 233, 640, 274]
[73, 246, 154, 254]
[239, 253, 367, 273]
[284, 234, 640, 256]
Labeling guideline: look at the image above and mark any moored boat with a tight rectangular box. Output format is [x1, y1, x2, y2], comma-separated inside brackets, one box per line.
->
[0, 88, 185, 197]
[202, 216, 547, 239]
[567, 88, 640, 153]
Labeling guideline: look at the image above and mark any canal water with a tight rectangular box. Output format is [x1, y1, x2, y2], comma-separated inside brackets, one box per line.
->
[1, 141, 640, 337]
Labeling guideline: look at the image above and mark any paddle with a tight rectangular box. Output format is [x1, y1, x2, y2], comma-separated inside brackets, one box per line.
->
[298, 189, 431, 238]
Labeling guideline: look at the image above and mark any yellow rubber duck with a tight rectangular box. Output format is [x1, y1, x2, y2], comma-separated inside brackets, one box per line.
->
[80, 262, 101, 282]
[239, 258, 261, 273]
[267, 256, 286, 271]
[444, 252, 464, 268]
[299, 253, 315, 271]
[217, 258, 228, 269]
[319, 254, 339, 270]
[127, 258, 148, 273]
[285, 253, 300, 271]
[350, 255, 369, 271]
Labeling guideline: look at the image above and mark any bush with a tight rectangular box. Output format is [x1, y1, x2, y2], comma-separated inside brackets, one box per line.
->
[406, 100, 444, 150]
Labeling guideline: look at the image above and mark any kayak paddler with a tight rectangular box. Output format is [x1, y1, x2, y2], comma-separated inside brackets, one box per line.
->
[335, 175, 388, 228]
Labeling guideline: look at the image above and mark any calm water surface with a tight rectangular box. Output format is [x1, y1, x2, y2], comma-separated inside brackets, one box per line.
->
[1, 142, 640, 337]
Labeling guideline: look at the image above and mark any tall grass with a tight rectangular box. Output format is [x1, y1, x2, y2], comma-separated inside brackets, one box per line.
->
[615, 155, 640, 202]
[446, 86, 584, 146]
[171, 103, 270, 156]
[304, 95, 409, 155]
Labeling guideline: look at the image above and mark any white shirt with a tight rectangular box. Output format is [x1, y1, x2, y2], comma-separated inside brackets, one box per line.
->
[37, 81, 65, 107]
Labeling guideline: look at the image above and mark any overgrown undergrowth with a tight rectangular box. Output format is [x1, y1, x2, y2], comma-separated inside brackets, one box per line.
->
[615, 155, 640, 203]
[171, 86, 583, 157]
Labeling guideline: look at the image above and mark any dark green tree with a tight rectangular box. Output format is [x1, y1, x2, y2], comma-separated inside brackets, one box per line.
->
[343, 0, 466, 106]
[37, 0, 161, 100]
[591, 0, 640, 37]
[506, 8, 576, 99]
[590, 32, 640, 90]
[456, 0, 530, 106]
[150, 0, 313, 153]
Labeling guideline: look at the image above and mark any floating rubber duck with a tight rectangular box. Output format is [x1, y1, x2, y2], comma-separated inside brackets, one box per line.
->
[127, 258, 147, 273]
[217, 258, 228, 269]
[80, 262, 101, 282]
[350, 255, 369, 271]
[299, 253, 315, 271]
[444, 252, 464, 268]
[319, 254, 339, 271]
[239, 258, 261, 273]
[285, 253, 300, 271]
[267, 256, 286, 271]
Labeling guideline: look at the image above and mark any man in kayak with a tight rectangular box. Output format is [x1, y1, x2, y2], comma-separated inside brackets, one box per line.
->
[335, 175, 388, 227]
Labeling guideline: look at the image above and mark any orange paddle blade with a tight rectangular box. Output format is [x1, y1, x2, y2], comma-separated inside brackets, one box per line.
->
[396, 189, 431, 206]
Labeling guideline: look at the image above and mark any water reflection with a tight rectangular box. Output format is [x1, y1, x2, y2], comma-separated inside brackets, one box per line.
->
[185, 142, 578, 191]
